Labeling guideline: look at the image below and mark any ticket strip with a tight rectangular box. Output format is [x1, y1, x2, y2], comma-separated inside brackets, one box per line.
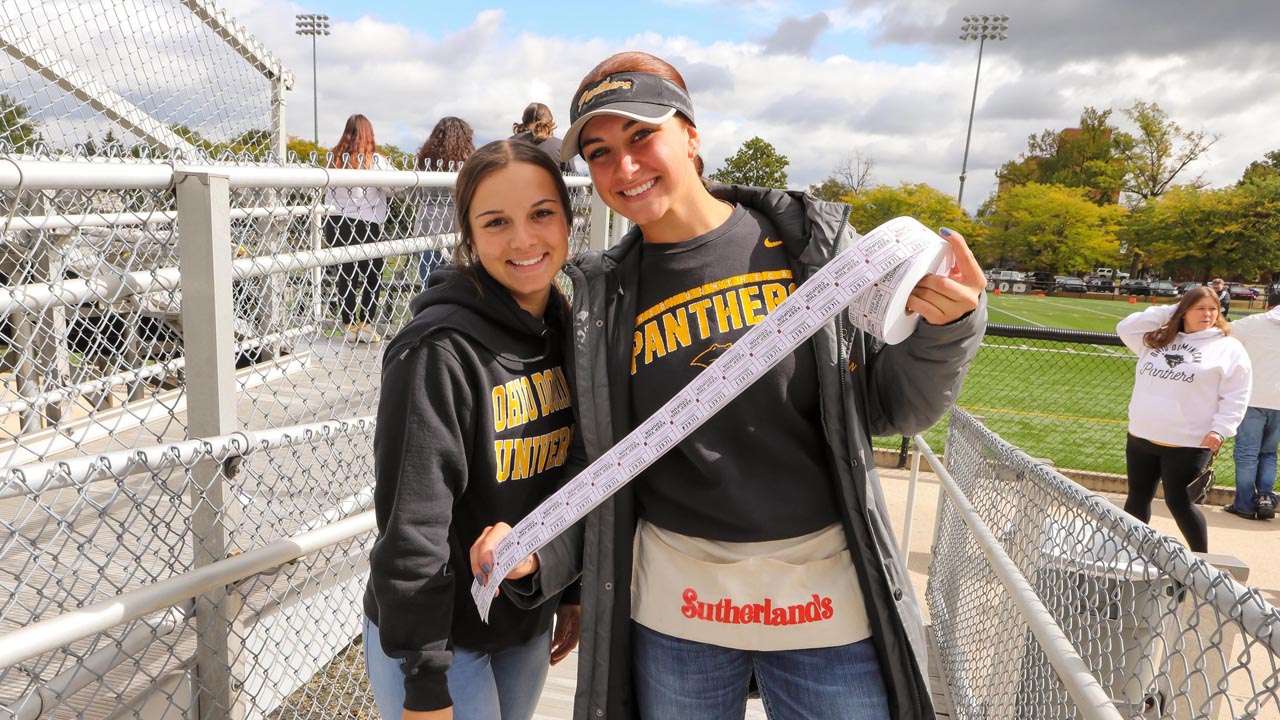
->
[472, 216, 949, 620]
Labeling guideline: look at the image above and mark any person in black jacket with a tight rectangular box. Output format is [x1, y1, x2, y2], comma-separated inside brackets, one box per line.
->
[363, 139, 581, 720]
[474, 51, 986, 720]
[510, 102, 574, 174]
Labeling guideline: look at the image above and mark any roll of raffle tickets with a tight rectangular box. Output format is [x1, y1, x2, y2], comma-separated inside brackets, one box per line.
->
[472, 216, 951, 620]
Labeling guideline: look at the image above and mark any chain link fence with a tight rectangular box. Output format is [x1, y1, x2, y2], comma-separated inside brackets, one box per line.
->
[927, 408, 1280, 720]
[899, 323, 1242, 490]
[0, 0, 289, 159]
[0, 158, 597, 719]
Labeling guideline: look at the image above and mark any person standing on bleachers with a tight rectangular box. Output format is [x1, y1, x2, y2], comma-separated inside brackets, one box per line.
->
[509, 103, 574, 174]
[326, 113, 389, 344]
[415, 117, 475, 287]
[1225, 290, 1280, 520]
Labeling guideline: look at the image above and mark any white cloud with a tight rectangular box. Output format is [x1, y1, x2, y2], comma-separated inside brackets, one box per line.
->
[179, 1, 1280, 211]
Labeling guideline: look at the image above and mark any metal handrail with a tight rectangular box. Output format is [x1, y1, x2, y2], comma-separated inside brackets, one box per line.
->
[949, 409, 1280, 655]
[2, 416, 375, 498]
[0, 158, 595, 191]
[0, 233, 451, 316]
[913, 433, 1125, 720]
[0, 509, 376, 670]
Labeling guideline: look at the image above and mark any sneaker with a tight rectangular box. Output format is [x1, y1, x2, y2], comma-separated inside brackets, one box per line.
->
[343, 324, 362, 343]
[357, 323, 382, 344]
[1256, 495, 1276, 520]
[1223, 504, 1257, 520]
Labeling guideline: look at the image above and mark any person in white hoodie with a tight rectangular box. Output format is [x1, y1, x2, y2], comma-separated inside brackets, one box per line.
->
[1225, 290, 1280, 520]
[1117, 286, 1252, 551]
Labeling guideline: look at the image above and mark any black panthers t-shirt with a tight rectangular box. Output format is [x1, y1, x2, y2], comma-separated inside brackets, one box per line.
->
[630, 204, 838, 542]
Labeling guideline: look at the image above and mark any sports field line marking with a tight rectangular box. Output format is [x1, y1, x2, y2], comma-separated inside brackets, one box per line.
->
[996, 294, 1135, 320]
[960, 404, 1127, 424]
[979, 343, 1132, 359]
[986, 304, 1045, 327]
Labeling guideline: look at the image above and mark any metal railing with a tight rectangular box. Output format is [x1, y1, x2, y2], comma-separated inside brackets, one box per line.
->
[921, 409, 1280, 720]
[0, 158, 609, 719]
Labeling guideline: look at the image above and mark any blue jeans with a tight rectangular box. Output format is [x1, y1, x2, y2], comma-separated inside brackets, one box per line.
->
[418, 250, 449, 287]
[363, 614, 552, 720]
[1231, 407, 1280, 513]
[633, 622, 890, 720]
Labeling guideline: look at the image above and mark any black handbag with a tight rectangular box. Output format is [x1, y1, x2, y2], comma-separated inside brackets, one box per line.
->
[1188, 451, 1217, 505]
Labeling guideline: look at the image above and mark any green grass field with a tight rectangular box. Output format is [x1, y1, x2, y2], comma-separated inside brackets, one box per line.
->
[885, 293, 1246, 483]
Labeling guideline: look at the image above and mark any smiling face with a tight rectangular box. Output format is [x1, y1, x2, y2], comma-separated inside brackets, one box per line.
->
[466, 161, 570, 317]
[578, 113, 703, 231]
[1182, 295, 1221, 333]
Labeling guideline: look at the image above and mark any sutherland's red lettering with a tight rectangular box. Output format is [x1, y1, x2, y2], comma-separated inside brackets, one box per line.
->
[680, 588, 835, 627]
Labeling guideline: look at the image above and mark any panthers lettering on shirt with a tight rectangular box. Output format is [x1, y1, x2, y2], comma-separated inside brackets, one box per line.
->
[630, 204, 839, 543]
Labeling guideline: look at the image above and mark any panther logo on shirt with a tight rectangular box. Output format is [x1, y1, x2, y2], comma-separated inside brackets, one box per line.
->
[691, 343, 733, 368]
[1164, 354, 1187, 369]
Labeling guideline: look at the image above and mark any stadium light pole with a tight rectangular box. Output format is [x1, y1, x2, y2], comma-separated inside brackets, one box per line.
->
[956, 14, 1009, 210]
[295, 13, 330, 145]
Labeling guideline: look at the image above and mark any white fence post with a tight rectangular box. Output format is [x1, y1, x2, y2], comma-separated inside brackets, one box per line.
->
[175, 170, 246, 720]
[588, 189, 611, 251]
[271, 76, 287, 162]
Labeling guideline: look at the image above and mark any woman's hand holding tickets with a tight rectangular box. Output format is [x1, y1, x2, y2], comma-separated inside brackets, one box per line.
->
[906, 227, 986, 325]
[471, 523, 538, 591]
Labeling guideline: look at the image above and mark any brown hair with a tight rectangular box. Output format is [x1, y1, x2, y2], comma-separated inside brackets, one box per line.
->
[1144, 286, 1231, 349]
[330, 114, 377, 169]
[417, 116, 475, 172]
[574, 51, 704, 176]
[452, 139, 574, 270]
[513, 102, 556, 142]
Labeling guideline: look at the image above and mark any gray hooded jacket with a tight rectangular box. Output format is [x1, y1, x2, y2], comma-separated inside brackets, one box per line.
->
[521, 185, 986, 720]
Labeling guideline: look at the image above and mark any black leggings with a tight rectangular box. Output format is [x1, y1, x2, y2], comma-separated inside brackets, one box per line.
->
[1124, 434, 1211, 552]
[325, 217, 384, 325]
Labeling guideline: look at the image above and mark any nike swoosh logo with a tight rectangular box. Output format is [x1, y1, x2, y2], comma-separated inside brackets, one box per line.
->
[763, 237, 782, 248]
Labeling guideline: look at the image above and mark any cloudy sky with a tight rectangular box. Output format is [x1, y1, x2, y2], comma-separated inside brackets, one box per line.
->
[214, 1, 1280, 211]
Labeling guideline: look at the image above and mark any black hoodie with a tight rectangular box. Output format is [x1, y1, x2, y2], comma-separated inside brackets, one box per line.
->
[363, 265, 575, 712]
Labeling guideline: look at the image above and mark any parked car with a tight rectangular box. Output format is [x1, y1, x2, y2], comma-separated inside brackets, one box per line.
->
[1148, 280, 1178, 297]
[1086, 276, 1116, 292]
[1176, 281, 1203, 295]
[1054, 276, 1087, 293]
[1226, 282, 1261, 300]
[988, 269, 1026, 283]
[1119, 279, 1152, 296]
[1026, 271, 1055, 292]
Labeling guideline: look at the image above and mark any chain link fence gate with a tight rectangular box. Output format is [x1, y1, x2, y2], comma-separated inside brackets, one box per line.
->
[0, 157, 599, 719]
[925, 408, 1280, 720]
[0, 0, 290, 160]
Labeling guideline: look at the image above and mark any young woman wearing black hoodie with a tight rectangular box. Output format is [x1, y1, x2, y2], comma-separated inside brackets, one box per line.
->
[363, 140, 581, 720]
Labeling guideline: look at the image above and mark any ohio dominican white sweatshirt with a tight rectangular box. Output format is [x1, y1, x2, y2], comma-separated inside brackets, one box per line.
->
[1117, 304, 1252, 446]
[1231, 306, 1280, 410]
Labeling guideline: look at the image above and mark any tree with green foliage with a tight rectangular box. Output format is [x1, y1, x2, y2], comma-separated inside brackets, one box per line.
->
[1115, 100, 1218, 201]
[709, 136, 789, 188]
[287, 136, 326, 164]
[844, 182, 977, 242]
[1240, 149, 1280, 186]
[995, 106, 1125, 205]
[1124, 177, 1280, 281]
[976, 183, 1124, 273]
[1, 94, 43, 153]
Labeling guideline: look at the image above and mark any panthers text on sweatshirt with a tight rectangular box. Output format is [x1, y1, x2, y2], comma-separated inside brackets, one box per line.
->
[1117, 304, 1251, 446]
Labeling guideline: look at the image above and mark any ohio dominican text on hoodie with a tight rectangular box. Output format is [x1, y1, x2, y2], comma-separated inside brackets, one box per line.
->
[1117, 304, 1251, 446]
[363, 266, 575, 712]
